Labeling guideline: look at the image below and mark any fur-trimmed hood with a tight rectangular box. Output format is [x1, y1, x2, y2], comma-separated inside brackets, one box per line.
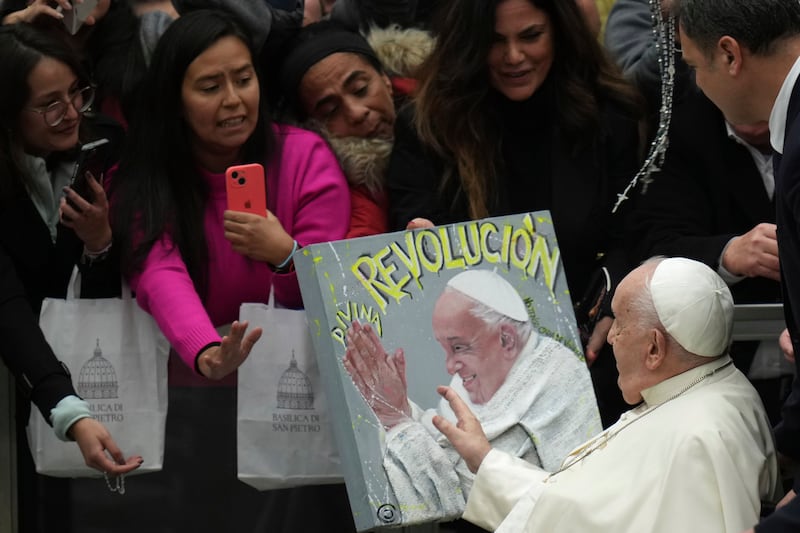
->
[366, 25, 435, 79]
[326, 134, 393, 195]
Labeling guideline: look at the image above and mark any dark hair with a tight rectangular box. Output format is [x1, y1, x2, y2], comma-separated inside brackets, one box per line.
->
[85, 1, 149, 122]
[268, 19, 383, 119]
[676, 0, 800, 56]
[414, 0, 641, 219]
[112, 9, 272, 295]
[0, 23, 90, 202]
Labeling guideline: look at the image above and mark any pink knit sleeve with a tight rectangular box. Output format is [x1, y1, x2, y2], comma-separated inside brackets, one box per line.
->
[270, 127, 351, 308]
[128, 235, 220, 372]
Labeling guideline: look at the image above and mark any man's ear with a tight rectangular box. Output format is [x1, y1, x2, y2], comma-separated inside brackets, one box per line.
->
[718, 36, 743, 75]
[499, 324, 518, 358]
[645, 328, 667, 370]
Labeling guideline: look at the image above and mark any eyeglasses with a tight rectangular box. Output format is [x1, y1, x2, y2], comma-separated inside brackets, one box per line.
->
[24, 86, 95, 127]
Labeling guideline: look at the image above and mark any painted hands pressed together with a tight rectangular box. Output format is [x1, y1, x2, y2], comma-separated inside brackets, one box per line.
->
[343, 323, 492, 471]
[343, 321, 411, 430]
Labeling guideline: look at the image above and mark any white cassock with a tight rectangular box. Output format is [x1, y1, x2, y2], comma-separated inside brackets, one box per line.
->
[464, 355, 781, 533]
[382, 332, 602, 523]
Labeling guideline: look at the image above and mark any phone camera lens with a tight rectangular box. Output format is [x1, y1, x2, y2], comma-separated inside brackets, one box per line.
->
[231, 171, 239, 179]
[238, 178, 246, 185]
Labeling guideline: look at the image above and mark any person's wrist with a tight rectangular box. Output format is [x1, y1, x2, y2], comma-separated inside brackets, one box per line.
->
[269, 238, 299, 273]
[196, 348, 214, 378]
[381, 400, 412, 430]
[85, 229, 113, 254]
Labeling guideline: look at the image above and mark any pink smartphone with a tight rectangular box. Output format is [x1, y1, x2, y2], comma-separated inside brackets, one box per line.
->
[225, 163, 267, 216]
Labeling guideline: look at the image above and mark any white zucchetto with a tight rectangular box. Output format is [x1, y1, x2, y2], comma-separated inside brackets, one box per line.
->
[650, 258, 734, 357]
[446, 270, 529, 322]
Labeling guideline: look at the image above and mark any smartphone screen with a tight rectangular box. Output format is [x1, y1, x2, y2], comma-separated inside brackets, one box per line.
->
[226, 163, 267, 216]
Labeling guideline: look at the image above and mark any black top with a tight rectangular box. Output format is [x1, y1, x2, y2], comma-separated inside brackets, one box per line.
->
[386, 84, 641, 302]
[632, 90, 780, 304]
[773, 74, 800, 494]
[0, 113, 123, 421]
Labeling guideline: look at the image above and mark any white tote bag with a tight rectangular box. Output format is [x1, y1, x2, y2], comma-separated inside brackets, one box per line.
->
[28, 270, 169, 477]
[237, 292, 342, 490]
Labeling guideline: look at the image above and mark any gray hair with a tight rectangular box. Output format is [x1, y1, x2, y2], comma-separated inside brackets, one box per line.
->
[674, 0, 800, 56]
[444, 286, 534, 346]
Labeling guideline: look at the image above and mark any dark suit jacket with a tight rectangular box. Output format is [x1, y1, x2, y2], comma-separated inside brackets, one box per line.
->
[757, 71, 800, 533]
[774, 76, 800, 482]
[634, 90, 779, 300]
[632, 90, 782, 370]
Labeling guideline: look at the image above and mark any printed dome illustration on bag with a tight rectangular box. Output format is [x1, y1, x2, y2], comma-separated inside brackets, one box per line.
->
[77, 339, 119, 399]
[277, 351, 314, 410]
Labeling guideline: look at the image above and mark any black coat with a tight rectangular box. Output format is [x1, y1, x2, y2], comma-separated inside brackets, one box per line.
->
[386, 88, 641, 303]
[0, 113, 123, 420]
[633, 90, 780, 304]
[758, 71, 800, 533]
[775, 77, 800, 477]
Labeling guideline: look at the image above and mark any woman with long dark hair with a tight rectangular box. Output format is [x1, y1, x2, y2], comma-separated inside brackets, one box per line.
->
[387, 0, 644, 429]
[109, 10, 352, 532]
[0, 22, 141, 533]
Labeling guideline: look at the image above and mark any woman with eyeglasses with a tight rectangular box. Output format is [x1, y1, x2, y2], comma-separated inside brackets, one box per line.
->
[0, 22, 141, 533]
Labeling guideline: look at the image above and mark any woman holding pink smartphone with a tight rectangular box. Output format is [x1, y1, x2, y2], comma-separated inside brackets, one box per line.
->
[110, 9, 351, 532]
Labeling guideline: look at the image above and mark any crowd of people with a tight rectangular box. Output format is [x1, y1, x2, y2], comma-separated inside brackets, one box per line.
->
[0, 0, 798, 532]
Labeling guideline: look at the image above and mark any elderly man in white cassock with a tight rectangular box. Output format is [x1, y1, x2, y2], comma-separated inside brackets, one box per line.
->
[344, 269, 601, 524]
[434, 257, 781, 533]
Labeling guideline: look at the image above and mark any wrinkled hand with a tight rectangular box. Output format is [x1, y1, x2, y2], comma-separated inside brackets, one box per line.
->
[223, 210, 294, 266]
[197, 320, 262, 380]
[60, 172, 112, 253]
[406, 218, 435, 230]
[780, 328, 795, 363]
[69, 417, 143, 475]
[721, 223, 780, 281]
[343, 321, 411, 429]
[585, 316, 613, 366]
[432, 386, 491, 473]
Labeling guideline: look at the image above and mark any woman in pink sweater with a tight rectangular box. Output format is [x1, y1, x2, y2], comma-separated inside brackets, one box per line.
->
[105, 9, 353, 533]
[113, 10, 349, 384]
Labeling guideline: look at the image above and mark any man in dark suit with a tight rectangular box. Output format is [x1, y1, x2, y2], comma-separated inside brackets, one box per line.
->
[675, 0, 800, 530]
[632, 89, 790, 423]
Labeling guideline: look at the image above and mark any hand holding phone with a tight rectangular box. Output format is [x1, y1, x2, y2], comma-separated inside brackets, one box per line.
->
[226, 163, 267, 217]
[68, 138, 110, 209]
[58, 0, 100, 35]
